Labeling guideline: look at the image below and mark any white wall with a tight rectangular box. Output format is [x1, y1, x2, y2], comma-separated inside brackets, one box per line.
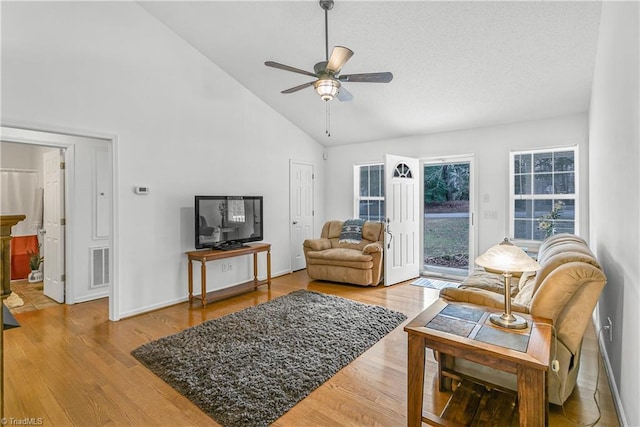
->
[589, 2, 639, 425]
[1, 2, 325, 318]
[1, 142, 49, 172]
[325, 114, 589, 253]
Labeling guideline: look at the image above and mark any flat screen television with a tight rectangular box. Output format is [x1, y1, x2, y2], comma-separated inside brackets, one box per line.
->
[195, 196, 263, 250]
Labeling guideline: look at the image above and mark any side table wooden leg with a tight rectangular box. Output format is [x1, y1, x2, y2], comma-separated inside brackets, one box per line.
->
[253, 252, 258, 288]
[187, 259, 193, 303]
[407, 334, 426, 427]
[200, 260, 207, 308]
[267, 249, 271, 288]
[517, 365, 546, 427]
[438, 352, 454, 392]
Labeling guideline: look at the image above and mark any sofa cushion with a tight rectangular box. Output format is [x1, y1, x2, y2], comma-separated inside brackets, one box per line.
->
[307, 248, 373, 268]
[513, 276, 536, 306]
[303, 238, 331, 251]
[325, 221, 345, 239]
[362, 221, 384, 242]
[460, 269, 519, 297]
[532, 251, 600, 294]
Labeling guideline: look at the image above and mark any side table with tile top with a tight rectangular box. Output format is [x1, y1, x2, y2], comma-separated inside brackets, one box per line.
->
[404, 299, 552, 427]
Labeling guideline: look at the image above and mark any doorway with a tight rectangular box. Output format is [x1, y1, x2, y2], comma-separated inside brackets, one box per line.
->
[1, 126, 117, 320]
[422, 157, 475, 277]
[1, 143, 63, 312]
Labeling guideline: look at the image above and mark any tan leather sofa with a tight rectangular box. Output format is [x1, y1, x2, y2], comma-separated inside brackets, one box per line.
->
[439, 233, 606, 405]
[303, 220, 384, 286]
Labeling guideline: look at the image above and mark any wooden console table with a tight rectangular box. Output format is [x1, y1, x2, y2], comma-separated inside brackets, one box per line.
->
[185, 243, 271, 307]
[405, 299, 551, 427]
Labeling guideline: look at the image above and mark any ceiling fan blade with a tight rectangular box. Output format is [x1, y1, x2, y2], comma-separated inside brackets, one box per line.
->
[265, 61, 317, 78]
[281, 81, 315, 94]
[326, 46, 354, 73]
[338, 72, 393, 83]
[336, 85, 353, 102]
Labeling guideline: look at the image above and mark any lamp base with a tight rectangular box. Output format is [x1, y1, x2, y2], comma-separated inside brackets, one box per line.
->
[489, 312, 528, 330]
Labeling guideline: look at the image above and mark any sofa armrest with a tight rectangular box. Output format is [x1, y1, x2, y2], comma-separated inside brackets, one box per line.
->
[303, 238, 332, 252]
[363, 242, 383, 255]
[440, 287, 529, 313]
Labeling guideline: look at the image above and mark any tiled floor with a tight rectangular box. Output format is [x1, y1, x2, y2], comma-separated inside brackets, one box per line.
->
[8, 279, 59, 314]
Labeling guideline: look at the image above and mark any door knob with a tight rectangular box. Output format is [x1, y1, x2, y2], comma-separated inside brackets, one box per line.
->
[292, 221, 298, 225]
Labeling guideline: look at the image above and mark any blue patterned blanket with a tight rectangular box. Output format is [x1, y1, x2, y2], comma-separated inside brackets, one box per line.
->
[339, 218, 366, 244]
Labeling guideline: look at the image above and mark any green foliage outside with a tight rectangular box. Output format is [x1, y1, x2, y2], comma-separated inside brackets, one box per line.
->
[424, 163, 470, 204]
[424, 217, 469, 268]
[424, 163, 470, 269]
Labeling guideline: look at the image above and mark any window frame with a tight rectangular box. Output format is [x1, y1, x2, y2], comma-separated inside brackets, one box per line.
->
[353, 162, 385, 222]
[509, 146, 579, 243]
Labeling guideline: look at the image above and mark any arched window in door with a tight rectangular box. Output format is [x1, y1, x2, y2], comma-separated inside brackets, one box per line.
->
[393, 162, 413, 178]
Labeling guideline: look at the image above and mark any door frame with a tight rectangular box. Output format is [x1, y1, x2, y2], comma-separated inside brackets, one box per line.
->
[0, 125, 119, 321]
[420, 154, 476, 278]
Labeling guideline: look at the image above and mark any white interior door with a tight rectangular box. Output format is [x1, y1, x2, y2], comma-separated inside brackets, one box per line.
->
[290, 161, 314, 271]
[384, 154, 420, 286]
[43, 149, 65, 303]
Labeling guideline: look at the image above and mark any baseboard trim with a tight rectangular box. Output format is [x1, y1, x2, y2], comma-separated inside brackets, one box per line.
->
[70, 292, 109, 304]
[596, 320, 628, 426]
[117, 269, 292, 320]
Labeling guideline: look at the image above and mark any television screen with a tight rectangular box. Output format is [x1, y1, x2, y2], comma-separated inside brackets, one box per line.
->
[195, 196, 263, 249]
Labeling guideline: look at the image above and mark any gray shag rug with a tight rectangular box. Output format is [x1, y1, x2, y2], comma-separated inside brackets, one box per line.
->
[131, 289, 407, 427]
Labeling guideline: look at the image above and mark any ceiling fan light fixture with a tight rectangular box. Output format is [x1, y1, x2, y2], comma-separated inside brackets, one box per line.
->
[314, 78, 340, 101]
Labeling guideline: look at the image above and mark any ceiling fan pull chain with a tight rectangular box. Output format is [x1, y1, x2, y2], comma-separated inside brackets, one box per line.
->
[326, 103, 331, 137]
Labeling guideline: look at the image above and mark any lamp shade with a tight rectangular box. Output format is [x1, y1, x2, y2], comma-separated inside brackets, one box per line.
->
[475, 238, 540, 273]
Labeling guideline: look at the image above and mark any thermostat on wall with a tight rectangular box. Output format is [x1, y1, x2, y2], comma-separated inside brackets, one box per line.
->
[135, 186, 150, 195]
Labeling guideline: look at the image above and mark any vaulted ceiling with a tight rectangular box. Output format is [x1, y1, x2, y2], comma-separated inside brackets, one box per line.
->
[139, 1, 602, 146]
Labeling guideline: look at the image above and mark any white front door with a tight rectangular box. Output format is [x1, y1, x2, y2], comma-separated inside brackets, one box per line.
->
[43, 149, 65, 303]
[384, 154, 420, 286]
[290, 161, 314, 271]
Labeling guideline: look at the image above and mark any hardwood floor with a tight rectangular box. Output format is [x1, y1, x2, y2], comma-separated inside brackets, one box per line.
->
[3, 271, 619, 426]
[8, 280, 59, 314]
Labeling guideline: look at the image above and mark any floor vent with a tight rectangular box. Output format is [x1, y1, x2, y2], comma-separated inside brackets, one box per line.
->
[90, 247, 110, 288]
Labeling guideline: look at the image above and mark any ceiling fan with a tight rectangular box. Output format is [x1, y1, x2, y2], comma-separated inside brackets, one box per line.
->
[264, 0, 393, 103]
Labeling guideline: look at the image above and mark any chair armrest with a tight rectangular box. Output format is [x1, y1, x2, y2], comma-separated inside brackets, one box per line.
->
[440, 287, 529, 313]
[363, 242, 383, 255]
[303, 238, 332, 251]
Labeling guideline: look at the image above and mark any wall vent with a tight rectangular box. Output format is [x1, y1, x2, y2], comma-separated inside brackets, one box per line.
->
[90, 247, 110, 288]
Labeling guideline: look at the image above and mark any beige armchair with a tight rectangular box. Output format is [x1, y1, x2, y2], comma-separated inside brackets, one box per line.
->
[439, 234, 606, 405]
[303, 220, 384, 286]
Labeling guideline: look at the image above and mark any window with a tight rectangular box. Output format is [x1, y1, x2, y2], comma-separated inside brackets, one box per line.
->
[510, 147, 577, 241]
[354, 164, 384, 222]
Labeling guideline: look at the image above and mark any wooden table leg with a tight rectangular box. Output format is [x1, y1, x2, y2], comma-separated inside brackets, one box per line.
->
[438, 352, 454, 392]
[187, 258, 193, 303]
[517, 365, 546, 426]
[267, 249, 271, 288]
[253, 252, 258, 288]
[407, 333, 426, 427]
[200, 260, 207, 307]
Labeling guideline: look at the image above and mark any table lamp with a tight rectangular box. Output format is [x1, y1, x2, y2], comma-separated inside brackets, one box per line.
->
[475, 238, 541, 329]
